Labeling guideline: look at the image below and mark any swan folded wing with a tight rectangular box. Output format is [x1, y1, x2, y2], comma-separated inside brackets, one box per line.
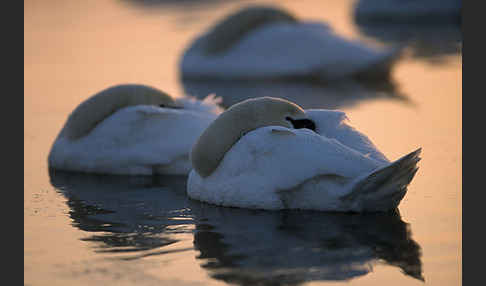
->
[306, 109, 389, 163]
[220, 22, 391, 78]
[214, 126, 384, 192]
[214, 23, 340, 77]
[81, 105, 214, 167]
[182, 22, 379, 79]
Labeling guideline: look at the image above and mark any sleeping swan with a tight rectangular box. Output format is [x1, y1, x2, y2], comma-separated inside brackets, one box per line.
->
[187, 97, 421, 212]
[48, 84, 223, 175]
[180, 5, 402, 82]
[354, 0, 461, 24]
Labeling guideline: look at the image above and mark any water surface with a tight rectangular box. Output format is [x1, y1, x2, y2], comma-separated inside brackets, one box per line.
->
[24, 0, 461, 285]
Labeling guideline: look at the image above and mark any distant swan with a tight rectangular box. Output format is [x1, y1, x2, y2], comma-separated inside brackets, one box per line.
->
[188, 97, 421, 212]
[180, 5, 402, 82]
[354, 0, 461, 24]
[48, 84, 223, 175]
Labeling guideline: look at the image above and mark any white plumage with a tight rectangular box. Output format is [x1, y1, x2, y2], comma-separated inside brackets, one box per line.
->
[48, 84, 223, 175]
[180, 6, 402, 81]
[187, 97, 420, 212]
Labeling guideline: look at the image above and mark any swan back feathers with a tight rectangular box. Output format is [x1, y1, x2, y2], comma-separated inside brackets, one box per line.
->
[60, 84, 176, 140]
[202, 5, 298, 55]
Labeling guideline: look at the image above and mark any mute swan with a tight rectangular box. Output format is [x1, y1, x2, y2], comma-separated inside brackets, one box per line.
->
[180, 5, 402, 82]
[187, 97, 421, 212]
[48, 84, 223, 175]
[354, 0, 461, 24]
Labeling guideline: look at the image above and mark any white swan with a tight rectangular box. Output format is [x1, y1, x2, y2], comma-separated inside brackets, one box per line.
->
[187, 97, 421, 212]
[48, 84, 223, 175]
[180, 5, 402, 82]
[354, 0, 462, 62]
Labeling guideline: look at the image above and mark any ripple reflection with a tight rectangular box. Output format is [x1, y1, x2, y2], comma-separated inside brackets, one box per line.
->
[191, 206, 424, 284]
[182, 78, 410, 110]
[49, 169, 424, 283]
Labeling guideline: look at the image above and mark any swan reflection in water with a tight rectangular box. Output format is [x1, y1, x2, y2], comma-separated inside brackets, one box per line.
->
[181, 78, 410, 110]
[353, 0, 461, 63]
[355, 22, 461, 64]
[49, 169, 424, 283]
[49, 169, 193, 257]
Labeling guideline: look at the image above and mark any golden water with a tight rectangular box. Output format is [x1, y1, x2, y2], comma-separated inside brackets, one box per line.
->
[25, 0, 461, 285]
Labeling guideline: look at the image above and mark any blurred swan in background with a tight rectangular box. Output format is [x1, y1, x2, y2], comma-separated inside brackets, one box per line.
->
[354, 0, 462, 62]
[180, 5, 402, 82]
[188, 97, 421, 212]
[354, 0, 461, 24]
[48, 84, 223, 175]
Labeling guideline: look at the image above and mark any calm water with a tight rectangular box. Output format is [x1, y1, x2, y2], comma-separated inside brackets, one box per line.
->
[24, 0, 462, 285]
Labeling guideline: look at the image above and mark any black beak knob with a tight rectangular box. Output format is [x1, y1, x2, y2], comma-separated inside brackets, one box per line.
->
[286, 117, 316, 132]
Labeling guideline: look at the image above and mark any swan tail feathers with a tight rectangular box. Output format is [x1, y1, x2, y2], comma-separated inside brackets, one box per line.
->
[341, 148, 421, 211]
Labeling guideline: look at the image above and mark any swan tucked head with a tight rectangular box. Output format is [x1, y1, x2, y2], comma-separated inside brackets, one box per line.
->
[201, 5, 297, 55]
[60, 84, 177, 140]
[191, 97, 314, 178]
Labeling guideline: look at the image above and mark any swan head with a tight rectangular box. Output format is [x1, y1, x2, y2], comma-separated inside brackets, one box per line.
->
[201, 5, 297, 55]
[60, 84, 178, 140]
[191, 97, 315, 178]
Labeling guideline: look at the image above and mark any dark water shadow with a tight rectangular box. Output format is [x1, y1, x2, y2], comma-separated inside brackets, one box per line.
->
[116, 0, 248, 30]
[49, 169, 194, 255]
[355, 22, 461, 64]
[182, 77, 411, 110]
[119, 0, 246, 10]
[49, 169, 424, 284]
[192, 206, 424, 284]
[352, 0, 462, 63]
